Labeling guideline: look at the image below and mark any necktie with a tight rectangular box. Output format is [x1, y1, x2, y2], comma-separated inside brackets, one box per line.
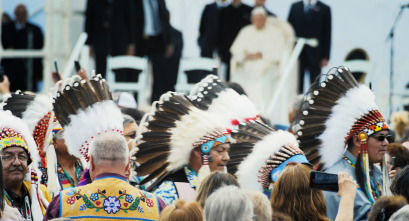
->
[147, 0, 161, 33]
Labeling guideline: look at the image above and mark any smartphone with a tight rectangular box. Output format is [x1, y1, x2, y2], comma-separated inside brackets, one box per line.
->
[310, 171, 339, 192]
[0, 66, 4, 82]
[74, 60, 81, 72]
[391, 156, 396, 170]
[54, 61, 61, 81]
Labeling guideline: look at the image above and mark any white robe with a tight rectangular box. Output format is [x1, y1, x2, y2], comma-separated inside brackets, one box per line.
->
[230, 17, 295, 122]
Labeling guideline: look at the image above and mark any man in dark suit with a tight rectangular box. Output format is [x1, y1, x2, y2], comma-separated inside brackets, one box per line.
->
[254, 0, 275, 16]
[1, 4, 43, 92]
[85, 0, 136, 78]
[219, 0, 252, 81]
[198, 0, 229, 58]
[288, 0, 331, 93]
[135, 0, 174, 102]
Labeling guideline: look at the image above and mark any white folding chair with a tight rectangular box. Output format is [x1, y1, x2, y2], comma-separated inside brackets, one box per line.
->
[175, 57, 218, 93]
[342, 59, 374, 85]
[106, 55, 149, 107]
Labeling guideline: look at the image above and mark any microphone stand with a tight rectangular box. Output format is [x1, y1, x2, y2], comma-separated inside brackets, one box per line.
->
[386, 5, 406, 117]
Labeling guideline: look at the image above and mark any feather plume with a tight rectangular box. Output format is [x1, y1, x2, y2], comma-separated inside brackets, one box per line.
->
[296, 67, 383, 170]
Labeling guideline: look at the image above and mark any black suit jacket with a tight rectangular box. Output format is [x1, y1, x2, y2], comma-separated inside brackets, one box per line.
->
[218, 3, 252, 63]
[135, 0, 172, 56]
[1, 21, 44, 91]
[85, 0, 136, 56]
[288, 1, 331, 66]
[198, 3, 222, 58]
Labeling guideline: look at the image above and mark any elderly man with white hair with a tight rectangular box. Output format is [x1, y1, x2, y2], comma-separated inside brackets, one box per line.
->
[204, 185, 254, 221]
[230, 6, 295, 117]
[44, 132, 165, 220]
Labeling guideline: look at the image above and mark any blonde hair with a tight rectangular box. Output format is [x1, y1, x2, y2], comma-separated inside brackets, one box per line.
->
[244, 190, 272, 221]
[195, 171, 239, 207]
[159, 199, 203, 221]
[271, 164, 329, 221]
[390, 111, 409, 139]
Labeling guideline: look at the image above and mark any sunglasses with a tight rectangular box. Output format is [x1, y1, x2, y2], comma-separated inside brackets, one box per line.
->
[373, 134, 393, 143]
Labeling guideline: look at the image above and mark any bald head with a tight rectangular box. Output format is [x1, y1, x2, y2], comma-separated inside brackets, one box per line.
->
[14, 4, 27, 24]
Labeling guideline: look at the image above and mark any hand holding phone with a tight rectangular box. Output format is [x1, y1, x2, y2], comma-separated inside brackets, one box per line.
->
[391, 156, 396, 170]
[310, 171, 339, 192]
[54, 61, 61, 81]
[74, 60, 81, 72]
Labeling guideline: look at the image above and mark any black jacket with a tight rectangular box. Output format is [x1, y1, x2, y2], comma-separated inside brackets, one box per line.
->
[288, 1, 331, 65]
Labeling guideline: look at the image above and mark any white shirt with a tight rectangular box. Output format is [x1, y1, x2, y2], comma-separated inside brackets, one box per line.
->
[143, 0, 162, 36]
[303, 0, 317, 13]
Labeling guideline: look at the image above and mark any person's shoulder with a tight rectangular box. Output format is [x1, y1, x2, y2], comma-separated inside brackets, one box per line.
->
[27, 22, 43, 31]
[317, 1, 331, 9]
[324, 158, 351, 173]
[291, 1, 303, 7]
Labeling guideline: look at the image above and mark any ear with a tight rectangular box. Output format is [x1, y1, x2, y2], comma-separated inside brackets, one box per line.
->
[89, 156, 95, 172]
[125, 157, 131, 172]
[192, 148, 202, 158]
[352, 135, 361, 148]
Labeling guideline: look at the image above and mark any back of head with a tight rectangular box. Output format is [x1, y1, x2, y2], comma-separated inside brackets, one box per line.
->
[196, 171, 239, 207]
[391, 165, 409, 203]
[270, 164, 328, 221]
[89, 132, 129, 168]
[272, 212, 293, 221]
[390, 111, 409, 139]
[244, 190, 272, 221]
[387, 143, 409, 169]
[367, 195, 408, 221]
[159, 199, 203, 221]
[204, 185, 253, 221]
[390, 205, 409, 221]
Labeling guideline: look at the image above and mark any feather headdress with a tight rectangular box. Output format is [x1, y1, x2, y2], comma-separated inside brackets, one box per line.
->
[0, 110, 48, 221]
[229, 120, 306, 192]
[134, 92, 230, 189]
[295, 66, 389, 203]
[188, 75, 259, 129]
[52, 74, 123, 162]
[2, 91, 55, 163]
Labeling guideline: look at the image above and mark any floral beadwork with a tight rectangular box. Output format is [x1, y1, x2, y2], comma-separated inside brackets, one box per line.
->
[90, 193, 99, 201]
[64, 188, 156, 214]
[104, 196, 121, 214]
[125, 195, 133, 203]
[67, 196, 76, 205]
[79, 204, 86, 211]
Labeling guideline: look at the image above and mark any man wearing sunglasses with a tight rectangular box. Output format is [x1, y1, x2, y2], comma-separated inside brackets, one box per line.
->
[295, 67, 391, 221]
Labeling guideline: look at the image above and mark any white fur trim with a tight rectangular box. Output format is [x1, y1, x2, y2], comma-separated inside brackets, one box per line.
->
[63, 100, 123, 160]
[318, 85, 379, 169]
[167, 108, 227, 172]
[236, 130, 298, 191]
[0, 110, 40, 166]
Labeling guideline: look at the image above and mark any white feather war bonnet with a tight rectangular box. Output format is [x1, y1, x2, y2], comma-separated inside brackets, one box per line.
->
[295, 67, 389, 202]
[0, 110, 49, 220]
[52, 74, 123, 163]
[134, 92, 231, 190]
[229, 120, 307, 193]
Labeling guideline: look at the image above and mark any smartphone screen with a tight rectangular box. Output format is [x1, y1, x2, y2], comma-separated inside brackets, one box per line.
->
[74, 61, 81, 72]
[309, 171, 339, 192]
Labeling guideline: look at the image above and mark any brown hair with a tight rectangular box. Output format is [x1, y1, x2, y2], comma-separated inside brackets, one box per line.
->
[270, 164, 329, 221]
[387, 143, 409, 169]
[159, 199, 203, 221]
[195, 171, 239, 207]
[272, 212, 293, 221]
[367, 195, 408, 221]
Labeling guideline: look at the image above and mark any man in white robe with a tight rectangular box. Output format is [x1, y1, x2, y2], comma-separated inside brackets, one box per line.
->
[230, 7, 295, 121]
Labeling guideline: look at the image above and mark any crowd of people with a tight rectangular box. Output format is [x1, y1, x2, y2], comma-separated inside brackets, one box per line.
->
[1, 1, 409, 221]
